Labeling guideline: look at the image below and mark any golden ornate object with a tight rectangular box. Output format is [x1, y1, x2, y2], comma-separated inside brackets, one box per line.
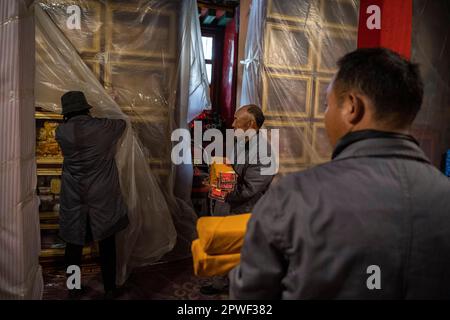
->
[50, 178, 61, 195]
[36, 121, 62, 158]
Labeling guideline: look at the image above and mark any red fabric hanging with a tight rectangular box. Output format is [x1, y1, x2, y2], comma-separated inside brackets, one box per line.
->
[358, 0, 413, 59]
[220, 16, 239, 128]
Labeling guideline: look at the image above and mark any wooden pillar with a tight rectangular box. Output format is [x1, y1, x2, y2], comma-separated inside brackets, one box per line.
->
[220, 14, 239, 127]
[236, 0, 251, 108]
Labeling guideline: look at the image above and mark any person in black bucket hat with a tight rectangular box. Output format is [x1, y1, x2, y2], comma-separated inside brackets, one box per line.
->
[55, 91, 129, 299]
[61, 91, 93, 116]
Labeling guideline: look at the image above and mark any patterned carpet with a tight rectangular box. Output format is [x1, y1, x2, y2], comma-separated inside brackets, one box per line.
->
[42, 258, 228, 300]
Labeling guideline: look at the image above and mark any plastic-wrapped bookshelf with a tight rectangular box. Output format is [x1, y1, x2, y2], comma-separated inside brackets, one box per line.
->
[240, 0, 450, 174]
[34, 0, 211, 286]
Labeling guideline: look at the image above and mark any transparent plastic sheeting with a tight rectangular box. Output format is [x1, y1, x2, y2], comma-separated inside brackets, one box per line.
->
[410, 0, 450, 168]
[35, 0, 211, 285]
[240, 0, 449, 174]
[240, 0, 360, 173]
[0, 0, 43, 299]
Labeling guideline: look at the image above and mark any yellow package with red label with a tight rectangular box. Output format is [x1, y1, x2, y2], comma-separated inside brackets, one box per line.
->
[209, 159, 237, 190]
[209, 187, 228, 202]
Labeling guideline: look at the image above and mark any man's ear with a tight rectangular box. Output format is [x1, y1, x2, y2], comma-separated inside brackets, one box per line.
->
[244, 113, 256, 130]
[345, 92, 365, 125]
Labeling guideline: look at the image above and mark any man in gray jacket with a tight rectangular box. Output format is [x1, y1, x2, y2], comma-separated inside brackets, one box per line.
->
[212, 105, 275, 216]
[230, 48, 450, 299]
[202, 105, 275, 295]
[56, 91, 128, 299]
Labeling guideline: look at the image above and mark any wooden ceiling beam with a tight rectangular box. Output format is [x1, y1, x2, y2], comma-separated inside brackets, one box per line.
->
[198, 0, 236, 13]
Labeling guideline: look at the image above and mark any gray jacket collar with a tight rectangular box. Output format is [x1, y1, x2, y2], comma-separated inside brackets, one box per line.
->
[332, 130, 430, 164]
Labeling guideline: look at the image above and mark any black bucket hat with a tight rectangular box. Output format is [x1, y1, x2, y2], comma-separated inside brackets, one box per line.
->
[61, 91, 93, 115]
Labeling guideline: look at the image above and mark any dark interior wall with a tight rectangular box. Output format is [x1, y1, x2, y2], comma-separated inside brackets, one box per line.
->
[411, 0, 450, 168]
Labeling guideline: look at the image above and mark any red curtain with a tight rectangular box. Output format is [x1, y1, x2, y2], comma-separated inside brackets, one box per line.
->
[220, 15, 239, 128]
[358, 0, 412, 59]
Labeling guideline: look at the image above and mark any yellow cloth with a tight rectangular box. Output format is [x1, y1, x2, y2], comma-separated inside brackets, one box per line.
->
[197, 213, 251, 255]
[191, 239, 241, 277]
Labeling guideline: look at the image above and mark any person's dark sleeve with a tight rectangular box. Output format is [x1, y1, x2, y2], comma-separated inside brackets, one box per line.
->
[229, 187, 287, 299]
[226, 164, 274, 205]
[99, 118, 126, 144]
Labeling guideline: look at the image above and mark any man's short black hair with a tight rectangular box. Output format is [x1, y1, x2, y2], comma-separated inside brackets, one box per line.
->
[334, 47, 423, 128]
[244, 104, 265, 128]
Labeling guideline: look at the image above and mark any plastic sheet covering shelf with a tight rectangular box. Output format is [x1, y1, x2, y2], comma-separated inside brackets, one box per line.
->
[241, 0, 360, 175]
[34, 0, 211, 285]
[240, 0, 450, 175]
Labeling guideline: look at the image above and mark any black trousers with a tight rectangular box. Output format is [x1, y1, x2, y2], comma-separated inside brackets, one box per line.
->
[64, 235, 117, 292]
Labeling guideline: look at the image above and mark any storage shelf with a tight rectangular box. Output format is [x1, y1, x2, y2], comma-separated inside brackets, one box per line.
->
[40, 211, 59, 219]
[36, 157, 63, 164]
[40, 223, 59, 230]
[37, 168, 62, 176]
[40, 247, 92, 258]
[35, 111, 63, 120]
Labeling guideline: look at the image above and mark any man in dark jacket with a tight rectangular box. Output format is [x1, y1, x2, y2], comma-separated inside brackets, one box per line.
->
[56, 91, 128, 298]
[230, 48, 450, 299]
[201, 105, 275, 295]
[213, 105, 275, 216]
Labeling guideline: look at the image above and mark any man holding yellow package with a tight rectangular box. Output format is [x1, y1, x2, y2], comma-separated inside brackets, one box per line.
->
[198, 105, 275, 295]
[209, 105, 275, 216]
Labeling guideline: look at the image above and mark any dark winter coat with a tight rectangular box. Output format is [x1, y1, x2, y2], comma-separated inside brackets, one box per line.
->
[230, 130, 450, 299]
[55, 115, 128, 245]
